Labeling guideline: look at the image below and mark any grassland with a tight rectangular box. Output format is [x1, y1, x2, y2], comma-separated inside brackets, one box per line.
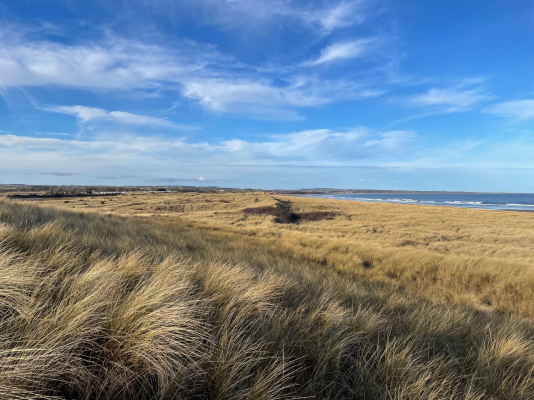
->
[1, 192, 534, 399]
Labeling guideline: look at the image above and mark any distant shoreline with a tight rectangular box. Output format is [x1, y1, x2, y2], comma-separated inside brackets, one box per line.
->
[297, 192, 534, 212]
[276, 190, 534, 195]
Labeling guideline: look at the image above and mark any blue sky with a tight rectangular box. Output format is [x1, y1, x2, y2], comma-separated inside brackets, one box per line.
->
[0, 0, 533, 191]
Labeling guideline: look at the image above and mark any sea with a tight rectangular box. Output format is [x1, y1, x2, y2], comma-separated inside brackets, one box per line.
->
[303, 192, 534, 211]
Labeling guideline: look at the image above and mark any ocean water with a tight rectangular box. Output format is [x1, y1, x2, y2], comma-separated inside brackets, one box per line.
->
[304, 193, 534, 211]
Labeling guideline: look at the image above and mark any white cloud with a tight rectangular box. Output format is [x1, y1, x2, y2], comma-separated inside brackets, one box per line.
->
[306, 39, 374, 66]
[402, 85, 491, 113]
[40, 172, 79, 176]
[110, 111, 174, 126]
[2, 130, 534, 179]
[97, 175, 134, 179]
[0, 133, 212, 154]
[221, 128, 415, 163]
[35, 132, 71, 136]
[410, 88, 488, 111]
[481, 100, 534, 120]
[0, 128, 413, 166]
[0, 27, 384, 120]
[182, 77, 381, 120]
[45, 105, 195, 129]
[46, 106, 109, 122]
[315, 1, 365, 32]
[0, 30, 218, 90]
[182, 79, 307, 120]
[146, 176, 236, 183]
[0, 135, 80, 150]
[146, 0, 367, 33]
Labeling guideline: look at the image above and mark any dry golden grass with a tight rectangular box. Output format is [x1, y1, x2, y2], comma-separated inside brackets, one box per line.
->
[38, 192, 534, 318]
[1, 194, 534, 399]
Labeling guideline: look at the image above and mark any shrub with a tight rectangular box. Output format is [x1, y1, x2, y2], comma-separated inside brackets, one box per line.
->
[242, 207, 337, 224]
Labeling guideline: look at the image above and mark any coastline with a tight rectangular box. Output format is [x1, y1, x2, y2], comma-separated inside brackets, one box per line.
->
[299, 193, 534, 212]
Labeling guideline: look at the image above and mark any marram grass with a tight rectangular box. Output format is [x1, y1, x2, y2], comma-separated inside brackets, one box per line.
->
[0, 198, 534, 399]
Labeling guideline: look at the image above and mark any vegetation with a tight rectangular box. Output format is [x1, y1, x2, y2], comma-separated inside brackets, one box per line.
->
[243, 198, 337, 223]
[0, 185, 255, 199]
[34, 191, 534, 318]
[1, 195, 534, 399]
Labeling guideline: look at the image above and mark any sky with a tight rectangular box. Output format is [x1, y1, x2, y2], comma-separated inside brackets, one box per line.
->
[0, 0, 533, 191]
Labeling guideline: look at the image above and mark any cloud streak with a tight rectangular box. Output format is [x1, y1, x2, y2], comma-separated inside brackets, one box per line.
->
[182, 77, 381, 120]
[0, 9, 388, 121]
[2, 130, 534, 184]
[406, 86, 491, 113]
[145, 0, 368, 33]
[40, 172, 79, 176]
[146, 177, 236, 183]
[221, 128, 415, 164]
[97, 175, 134, 179]
[45, 105, 196, 129]
[482, 100, 534, 120]
[0, 133, 212, 154]
[0, 128, 414, 166]
[0, 30, 216, 90]
[306, 39, 374, 66]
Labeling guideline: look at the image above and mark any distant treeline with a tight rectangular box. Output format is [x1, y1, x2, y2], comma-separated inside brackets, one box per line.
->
[0, 185, 258, 197]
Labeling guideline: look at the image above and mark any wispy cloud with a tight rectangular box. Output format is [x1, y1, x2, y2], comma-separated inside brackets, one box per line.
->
[314, 1, 366, 32]
[45, 106, 109, 123]
[0, 133, 212, 154]
[0, 128, 414, 166]
[305, 39, 374, 66]
[147, 0, 368, 33]
[406, 86, 491, 113]
[221, 128, 415, 164]
[35, 131, 71, 136]
[481, 100, 534, 120]
[0, 26, 385, 120]
[146, 177, 236, 183]
[2, 130, 534, 180]
[182, 79, 307, 120]
[386, 82, 494, 126]
[97, 175, 134, 179]
[40, 172, 79, 176]
[44, 105, 196, 129]
[0, 29, 218, 90]
[182, 77, 381, 120]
